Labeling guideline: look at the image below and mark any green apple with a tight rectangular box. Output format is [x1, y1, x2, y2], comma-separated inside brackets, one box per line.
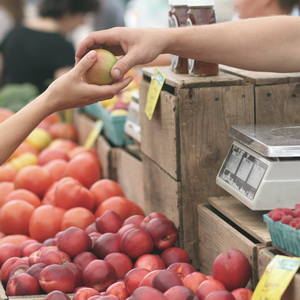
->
[83, 49, 118, 85]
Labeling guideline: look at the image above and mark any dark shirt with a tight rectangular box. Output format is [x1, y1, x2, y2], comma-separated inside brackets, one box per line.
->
[0, 24, 75, 92]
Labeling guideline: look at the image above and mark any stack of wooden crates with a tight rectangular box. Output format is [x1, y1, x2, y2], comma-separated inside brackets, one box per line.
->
[138, 65, 300, 275]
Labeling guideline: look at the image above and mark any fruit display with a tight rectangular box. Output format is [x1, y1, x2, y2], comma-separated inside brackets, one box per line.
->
[264, 205, 300, 256]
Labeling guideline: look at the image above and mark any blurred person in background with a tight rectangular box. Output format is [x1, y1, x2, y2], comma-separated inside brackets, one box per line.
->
[0, 0, 98, 93]
[232, 0, 299, 19]
[0, 0, 24, 44]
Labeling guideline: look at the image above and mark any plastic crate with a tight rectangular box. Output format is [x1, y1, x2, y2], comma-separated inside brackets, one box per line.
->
[264, 214, 300, 256]
[81, 103, 133, 146]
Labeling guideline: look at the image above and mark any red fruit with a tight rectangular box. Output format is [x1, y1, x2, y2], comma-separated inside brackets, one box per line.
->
[134, 254, 165, 271]
[38, 148, 69, 165]
[196, 279, 226, 300]
[231, 288, 253, 300]
[183, 271, 207, 293]
[0, 243, 21, 267]
[26, 263, 46, 281]
[1, 257, 29, 284]
[280, 215, 293, 224]
[92, 232, 121, 259]
[152, 269, 183, 293]
[83, 259, 118, 292]
[104, 252, 133, 279]
[56, 226, 92, 258]
[39, 264, 76, 293]
[205, 290, 235, 300]
[129, 286, 167, 300]
[120, 228, 154, 259]
[117, 223, 141, 240]
[44, 290, 71, 300]
[139, 270, 160, 287]
[124, 268, 150, 295]
[9, 264, 30, 277]
[44, 159, 68, 182]
[164, 286, 198, 300]
[90, 179, 125, 207]
[212, 249, 252, 291]
[48, 122, 78, 141]
[63, 262, 83, 288]
[73, 287, 100, 300]
[167, 262, 196, 280]
[289, 217, 300, 228]
[73, 251, 97, 271]
[145, 217, 178, 250]
[95, 210, 123, 233]
[123, 215, 145, 227]
[160, 247, 190, 267]
[6, 273, 41, 296]
[38, 249, 71, 265]
[66, 153, 101, 188]
[106, 281, 130, 300]
[140, 212, 167, 228]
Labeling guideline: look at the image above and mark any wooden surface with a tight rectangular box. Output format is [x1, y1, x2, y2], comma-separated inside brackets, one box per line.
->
[208, 196, 271, 245]
[258, 247, 300, 300]
[142, 154, 181, 231]
[96, 135, 113, 179]
[139, 80, 180, 180]
[197, 204, 260, 287]
[220, 65, 300, 85]
[111, 148, 146, 211]
[143, 66, 245, 88]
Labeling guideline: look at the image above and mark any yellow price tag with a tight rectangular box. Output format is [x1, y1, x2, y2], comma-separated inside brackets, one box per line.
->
[253, 255, 300, 300]
[145, 68, 166, 120]
[84, 120, 103, 149]
[64, 109, 73, 124]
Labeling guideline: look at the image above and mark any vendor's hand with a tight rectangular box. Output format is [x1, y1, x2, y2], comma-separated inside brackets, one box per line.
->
[75, 27, 168, 81]
[45, 50, 133, 113]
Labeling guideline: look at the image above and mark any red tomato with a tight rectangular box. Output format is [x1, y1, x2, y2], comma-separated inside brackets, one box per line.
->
[28, 205, 66, 242]
[0, 200, 35, 235]
[68, 146, 99, 162]
[38, 148, 69, 166]
[0, 182, 15, 207]
[95, 196, 144, 221]
[42, 183, 57, 206]
[14, 165, 53, 197]
[90, 179, 125, 208]
[0, 234, 31, 246]
[43, 159, 68, 182]
[61, 207, 96, 231]
[48, 123, 78, 141]
[0, 165, 17, 182]
[4, 189, 41, 208]
[54, 177, 95, 210]
[66, 153, 101, 188]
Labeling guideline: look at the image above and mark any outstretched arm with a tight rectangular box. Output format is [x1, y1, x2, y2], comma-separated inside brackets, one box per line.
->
[0, 50, 132, 164]
[76, 16, 300, 79]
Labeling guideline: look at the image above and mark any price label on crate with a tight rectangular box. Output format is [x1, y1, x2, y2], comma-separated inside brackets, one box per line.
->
[84, 120, 103, 149]
[252, 255, 300, 300]
[145, 68, 166, 120]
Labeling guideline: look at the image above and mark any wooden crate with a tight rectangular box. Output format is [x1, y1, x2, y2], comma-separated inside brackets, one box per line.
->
[197, 196, 271, 288]
[110, 147, 146, 212]
[139, 66, 254, 267]
[258, 247, 300, 299]
[220, 65, 300, 124]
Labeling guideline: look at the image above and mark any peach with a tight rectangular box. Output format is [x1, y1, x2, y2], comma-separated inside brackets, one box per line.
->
[134, 254, 165, 271]
[205, 290, 235, 300]
[152, 269, 183, 293]
[22, 242, 44, 257]
[0, 243, 21, 266]
[38, 249, 71, 265]
[73, 251, 97, 271]
[231, 287, 253, 300]
[56, 226, 92, 258]
[6, 273, 41, 296]
[1, 257, 29, 284]
[39, 264, 76, 293]
[64, 262, 83, 288]
[44, 290, 71, 299]
[83, 259, 118, 292]
[9, 264, 30, 277]
[124, 268, 150, 295]
[182, 271, 207, 293]
[160, 247, 190, 267]
[196, 279, 226, 300]
[72, 287, 100, 300]
[123, 215, 144, 227]
[164, 286, 198, 300]
[92, 232, 121, 259]
[26, 262, 46, 281]
[140, 212, 167, 228]
[167, 262, 196, 280]
[120, 228, 154, 259]
[104, 252, 133, 279]
[138, 270, 160, 287]
[83, 49, 117, 85]
[129, 286, 167, 300]
[95, 210, 123, 233]
[106, 281, 130, 300]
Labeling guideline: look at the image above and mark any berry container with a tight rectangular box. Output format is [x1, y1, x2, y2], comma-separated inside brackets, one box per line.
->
[264, 214, 300, 256]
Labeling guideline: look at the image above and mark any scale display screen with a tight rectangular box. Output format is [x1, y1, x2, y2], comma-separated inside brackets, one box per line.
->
[218, 144, 268, 200]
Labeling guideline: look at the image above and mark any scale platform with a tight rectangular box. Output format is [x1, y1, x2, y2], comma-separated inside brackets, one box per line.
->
[216, 124, 300, 210]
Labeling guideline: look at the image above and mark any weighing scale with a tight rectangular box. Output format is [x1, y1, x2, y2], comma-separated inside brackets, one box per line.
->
[216, 124, 300, 210]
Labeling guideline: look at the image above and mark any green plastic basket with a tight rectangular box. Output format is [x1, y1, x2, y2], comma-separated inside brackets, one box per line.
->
[264, 214, 300, 256]
[81, 103, 133, 147]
